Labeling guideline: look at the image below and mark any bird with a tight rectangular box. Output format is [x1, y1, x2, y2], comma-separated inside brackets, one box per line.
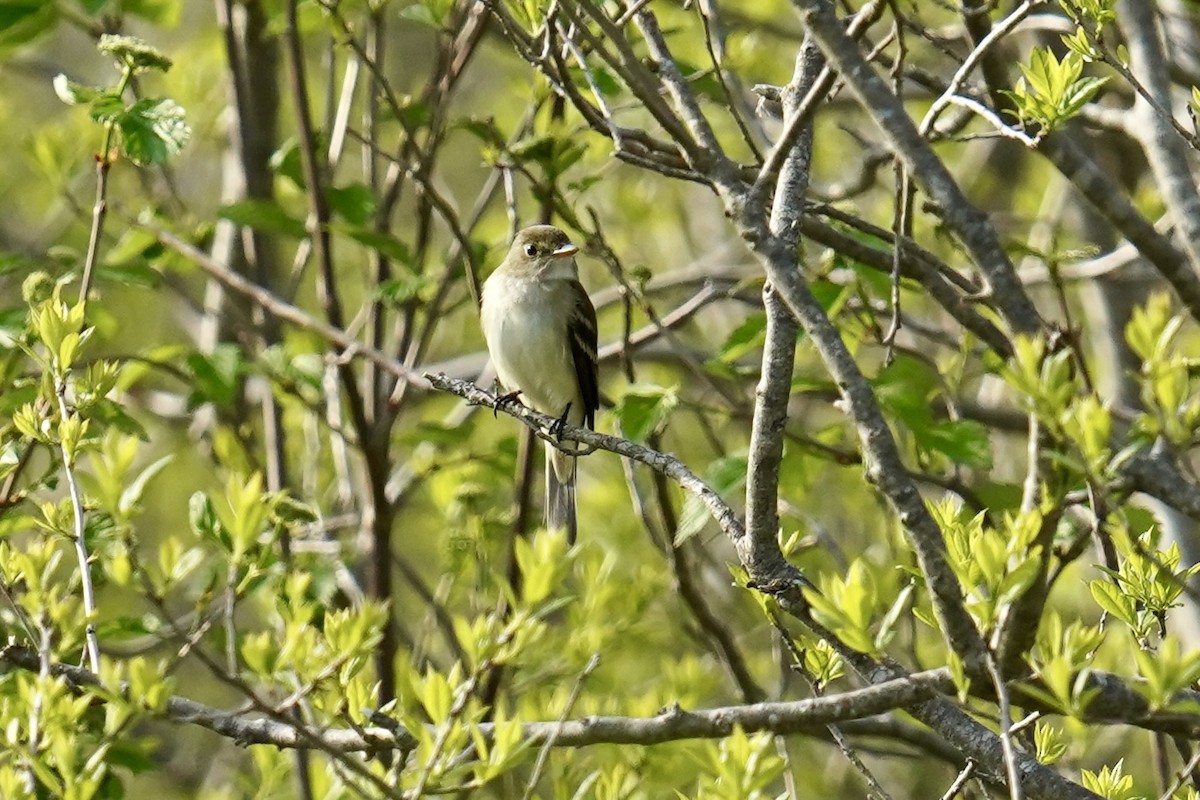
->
[480, 225, 599, 544]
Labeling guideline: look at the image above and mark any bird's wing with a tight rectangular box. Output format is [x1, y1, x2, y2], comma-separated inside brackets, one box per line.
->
[567, 280, 599, 429]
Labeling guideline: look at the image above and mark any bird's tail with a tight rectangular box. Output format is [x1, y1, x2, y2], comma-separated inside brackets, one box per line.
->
[545, 447, 577, 545]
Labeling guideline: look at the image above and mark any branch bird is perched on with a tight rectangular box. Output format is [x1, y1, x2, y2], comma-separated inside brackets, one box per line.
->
[480, 225, 599, 543]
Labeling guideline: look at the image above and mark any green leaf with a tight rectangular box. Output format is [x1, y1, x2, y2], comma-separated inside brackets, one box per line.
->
[875, 356, 993, 467]
[188, 492, 222, 545]
[1034, 720, 1068, 765]
[95, 262, 163, 289]
[219, 199, 307, 239]
[268, 493, 319, 526]
[714, 312, 766, 363]
[805, 565, 878, 654]
[105, 739, 157, 774]
[1005, 48, 1105, 131]
[509, 134, 587, 176]
[398, 420, 472, 448]
[185, 344, 243, 410]
[337, 224, 413, 262]
[390, 96, 430, 130]
[996, 556, 1041, 606]
[218, 472, 266, 559]
[0, 2, 55, 46]
[399, 0, 455, 28]
[58, 331, 81, 370]
[675, 59, 725, 102]
[919, 419, 993, 468]
[88, 92, 126, 123]
[96, 614, 156, 642]
[378, 274, 434, 304]
[457, 117, 504, 147]
[0, 1, 46, 30]
[875, 355, 935, 412]
[328, 183, 376, 226]
[676, 454, 748, 544]
[803, 639, 845, 688]
[115, 98, 191, 165]
[875, 582, 914, 651]
[104, 226, 163, 266]
[88, 399, 150, 440]
[810, 279, 853, 317]
[568, 64, 623, 97]
[119, 454, 173, 516]
[1061, 76, 1109, 117]
[269, 139, 307, 188]
[241, 631, 277, 675]
[419, 667, 454, 722]
[611, 384, 678, 442]
[1090, 579, 1135, 628]
[1081, 759, 1138, 800]
[124, 0, 183, 26]
[399, 3, 440, 27]
[515, 528, 570, 606]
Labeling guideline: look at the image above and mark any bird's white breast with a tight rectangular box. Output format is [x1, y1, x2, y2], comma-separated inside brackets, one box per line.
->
[480, 272, 580, 417]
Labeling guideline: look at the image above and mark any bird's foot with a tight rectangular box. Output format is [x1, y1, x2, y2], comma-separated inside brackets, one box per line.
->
[550, 402, 573, 441]
[493, 389, 522, 418]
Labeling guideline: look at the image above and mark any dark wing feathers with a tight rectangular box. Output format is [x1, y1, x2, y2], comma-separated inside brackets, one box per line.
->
[567, 281, 599, 429]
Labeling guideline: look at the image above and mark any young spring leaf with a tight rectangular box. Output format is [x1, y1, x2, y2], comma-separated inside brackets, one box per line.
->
[114, 98, 191, 165]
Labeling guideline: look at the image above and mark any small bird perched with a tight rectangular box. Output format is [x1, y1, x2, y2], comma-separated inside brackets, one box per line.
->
[480, 225, 599, 543]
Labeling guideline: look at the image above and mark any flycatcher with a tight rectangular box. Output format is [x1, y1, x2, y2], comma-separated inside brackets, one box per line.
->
[480, 225, 599, 543]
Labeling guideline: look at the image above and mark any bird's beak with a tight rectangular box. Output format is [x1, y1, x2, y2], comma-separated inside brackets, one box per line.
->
[552, 243, 579, 257]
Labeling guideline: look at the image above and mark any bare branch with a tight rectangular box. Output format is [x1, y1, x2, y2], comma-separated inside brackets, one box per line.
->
[797, 216, 1012, 357]
[632, 10, 733, 178]
[744, 36, 821, 577]
[1122, 441, 1200, 522]
[918, 0, 1039, 137]
[790, 0, 1043, 335]
[1038, 133, 1200, 322]
[426, 374, 755, 556]
[750, 0, 887, 206]
[147, 222, 428, 387]
[1118, 0, 1200, 273]
[737, 225, 989, 667]
[0, 644, 950, 752]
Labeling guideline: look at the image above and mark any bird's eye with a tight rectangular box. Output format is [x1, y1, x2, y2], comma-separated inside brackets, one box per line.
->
[524, 244, 537, 257]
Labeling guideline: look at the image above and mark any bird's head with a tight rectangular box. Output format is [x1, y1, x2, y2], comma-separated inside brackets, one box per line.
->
[505, 225, 580, 280]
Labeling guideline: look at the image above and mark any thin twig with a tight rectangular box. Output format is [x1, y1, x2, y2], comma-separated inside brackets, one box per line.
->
[986, 653, 1025, 800]
[78, 65, 133, 303]
[0, 643, 950, 752]
[750, 0, 888, 205]
[519, 652, 601, 799]
[940, 760, 977, 800]
[772, 613, 897, 800]
[943, 94, 1042, 145]
[883, 7, 909, 364]
[744, 32, 819, 580]
[918, 0, 1039, 136]
[145, 223, 428, 386]
[1159, 748, 1200, 800]
[427, 373, 753, 548]
[790, 0, 1043, 334]
[54, 383, 101, 673]
[58, 52, 139, 680]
